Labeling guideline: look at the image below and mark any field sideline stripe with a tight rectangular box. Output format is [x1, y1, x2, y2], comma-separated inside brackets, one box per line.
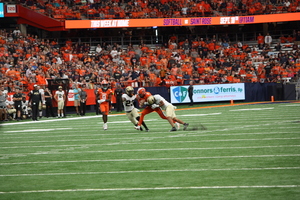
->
[0, 185, 299, 194]
[1, 137, 299, 149]
[1, 145, 299, 157]
[0, 167, 299, 177]
[0, 131, 296, 144]
[1, 101, 299, 127]
[1, 154, 299, 165]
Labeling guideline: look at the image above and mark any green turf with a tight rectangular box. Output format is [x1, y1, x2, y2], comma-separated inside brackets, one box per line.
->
[0, 102, 300, 200]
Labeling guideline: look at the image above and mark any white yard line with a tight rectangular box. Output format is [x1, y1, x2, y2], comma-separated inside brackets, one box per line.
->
[1, 154, 300, 165]
[1, 137, 299, 149]
[0, 167, 299, 177]
[0, 145, 299, 157]
[0, 131, 297, 144]
[0, 185, 299, 194]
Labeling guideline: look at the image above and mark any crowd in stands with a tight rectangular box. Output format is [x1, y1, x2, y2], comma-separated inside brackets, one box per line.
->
[15, 0, 300, 21]
[1, 27, 300, 95]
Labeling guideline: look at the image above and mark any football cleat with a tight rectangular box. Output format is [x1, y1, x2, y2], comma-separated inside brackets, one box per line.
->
[135, 126, 141, 130]
[175, 122, 180, 130]
[183, 123, 189, 131]
[170, 127, 177, 132]
[103, 123, 108, 130]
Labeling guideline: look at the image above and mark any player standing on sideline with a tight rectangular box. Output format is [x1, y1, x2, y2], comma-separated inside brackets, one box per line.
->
[147, 95, 189, 131]
[115, 83, 124, 112]
[38, 85, 45, 118]
[135, 87, 180, 131]
[97, 80, 113, 130]
[44, 87, 55, 118]
[54, 86, 65, 118]
[12, 87, 23, 121]
[122, 86, 149, 131]
[28, 84, 43, 121]
[188, 80, 194, 106]
[79, 85, 88, 116]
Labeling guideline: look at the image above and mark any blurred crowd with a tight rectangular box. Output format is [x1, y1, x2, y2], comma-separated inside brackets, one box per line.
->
[1, 27, 300, 95]
[15, 0, 300, 21]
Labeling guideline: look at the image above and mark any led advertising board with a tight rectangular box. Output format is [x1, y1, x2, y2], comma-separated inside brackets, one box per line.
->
[65, 13, 300, 29]
[170, 83, 245, 104]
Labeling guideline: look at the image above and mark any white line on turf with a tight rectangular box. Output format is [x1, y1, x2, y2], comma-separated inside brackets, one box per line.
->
[229, 107, 274, 111]
[179, 113, 221, 116]
[0, 167, 299, 177]
[0, 132, 296, 144]
[1, 154, 300, 165]
[5, 128, 72, 133]
[1, 137, 299, 149]
[0, 185, 299, 194]
[1, 145, 299, 157]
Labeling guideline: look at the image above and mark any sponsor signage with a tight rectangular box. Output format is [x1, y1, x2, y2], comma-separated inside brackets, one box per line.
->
[170, 83, 245, 104]
[66, 13, 300, 29]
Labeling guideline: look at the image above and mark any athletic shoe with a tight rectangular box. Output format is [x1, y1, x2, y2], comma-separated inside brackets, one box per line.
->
[183, 123, 189, 131]
[169, 127, 177, 132]
[175, 122, 180, 130]
[135, 126, 141, 130]
[145, 129, 149, 132]
[103, 123, 108, 130]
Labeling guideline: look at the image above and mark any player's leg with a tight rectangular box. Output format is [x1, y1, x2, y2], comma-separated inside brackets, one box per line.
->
[100, 103, 109, 130]
[137, 106, 153, 127]
[132, 108, 148, 131]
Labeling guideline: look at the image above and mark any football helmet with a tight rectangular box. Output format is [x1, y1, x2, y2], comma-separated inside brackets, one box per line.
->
[125, 86, 134, 97]
[147, 95, 155, 105]
[101, 80, 109, 91]
[137, 87, 146, 97]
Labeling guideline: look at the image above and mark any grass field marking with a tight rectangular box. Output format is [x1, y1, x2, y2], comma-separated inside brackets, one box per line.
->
[179, 113, 221, 117]
[0, 114, 121, 126]
[0, 131, 296, 145]
[4, 128, 73, 133]
[279, 104, 300, 106]
[0, 185, 299, 194]
[229, 107, 274, 111]
[1, 145, 300, 157]
[1, 137, 299, 149]
[1, 167, 300, 177]
[1, 154, 300, 165]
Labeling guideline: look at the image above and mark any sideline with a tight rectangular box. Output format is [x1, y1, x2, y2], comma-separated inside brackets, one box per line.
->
[1, 100, 299, 126]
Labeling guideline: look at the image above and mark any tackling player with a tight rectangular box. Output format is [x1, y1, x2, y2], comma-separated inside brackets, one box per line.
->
[147, 94, 189, 131]
[97, 80, 113, 130]
[122, 86, 149, 132]
[135, 87, 179, 131]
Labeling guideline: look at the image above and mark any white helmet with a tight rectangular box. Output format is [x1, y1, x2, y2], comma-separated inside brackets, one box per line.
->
[147, 95, 155, 105]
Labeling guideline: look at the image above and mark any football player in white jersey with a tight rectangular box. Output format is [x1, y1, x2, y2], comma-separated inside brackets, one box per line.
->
[55, 86, 66, 118]
[122, 86, 149, 132]
[147, 94, 189, 132]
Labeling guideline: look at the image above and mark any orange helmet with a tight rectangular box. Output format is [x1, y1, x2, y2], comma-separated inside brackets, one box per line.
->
[137, 87, 146, 97]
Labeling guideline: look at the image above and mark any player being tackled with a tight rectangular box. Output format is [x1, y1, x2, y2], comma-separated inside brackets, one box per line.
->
[122, 86, 149, 132]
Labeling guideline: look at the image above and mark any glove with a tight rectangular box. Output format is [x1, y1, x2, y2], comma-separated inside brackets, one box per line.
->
[144, 102, 149, 106]
[151, 104, 159, 109]
[97, 99, 105, 104]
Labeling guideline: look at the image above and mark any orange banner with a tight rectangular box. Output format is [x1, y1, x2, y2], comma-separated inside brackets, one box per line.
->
[65, 13, 300, 29]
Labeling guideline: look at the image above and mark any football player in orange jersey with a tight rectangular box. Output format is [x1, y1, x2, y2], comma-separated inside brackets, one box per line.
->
[97, 80, 113, 130]
[135, 87, 179, 131]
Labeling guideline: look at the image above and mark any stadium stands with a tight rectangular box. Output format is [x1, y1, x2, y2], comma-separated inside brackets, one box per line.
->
[16, 0, 300, 21]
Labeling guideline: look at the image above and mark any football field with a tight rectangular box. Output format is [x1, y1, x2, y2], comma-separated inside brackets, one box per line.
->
[0, 102, 300, 200]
